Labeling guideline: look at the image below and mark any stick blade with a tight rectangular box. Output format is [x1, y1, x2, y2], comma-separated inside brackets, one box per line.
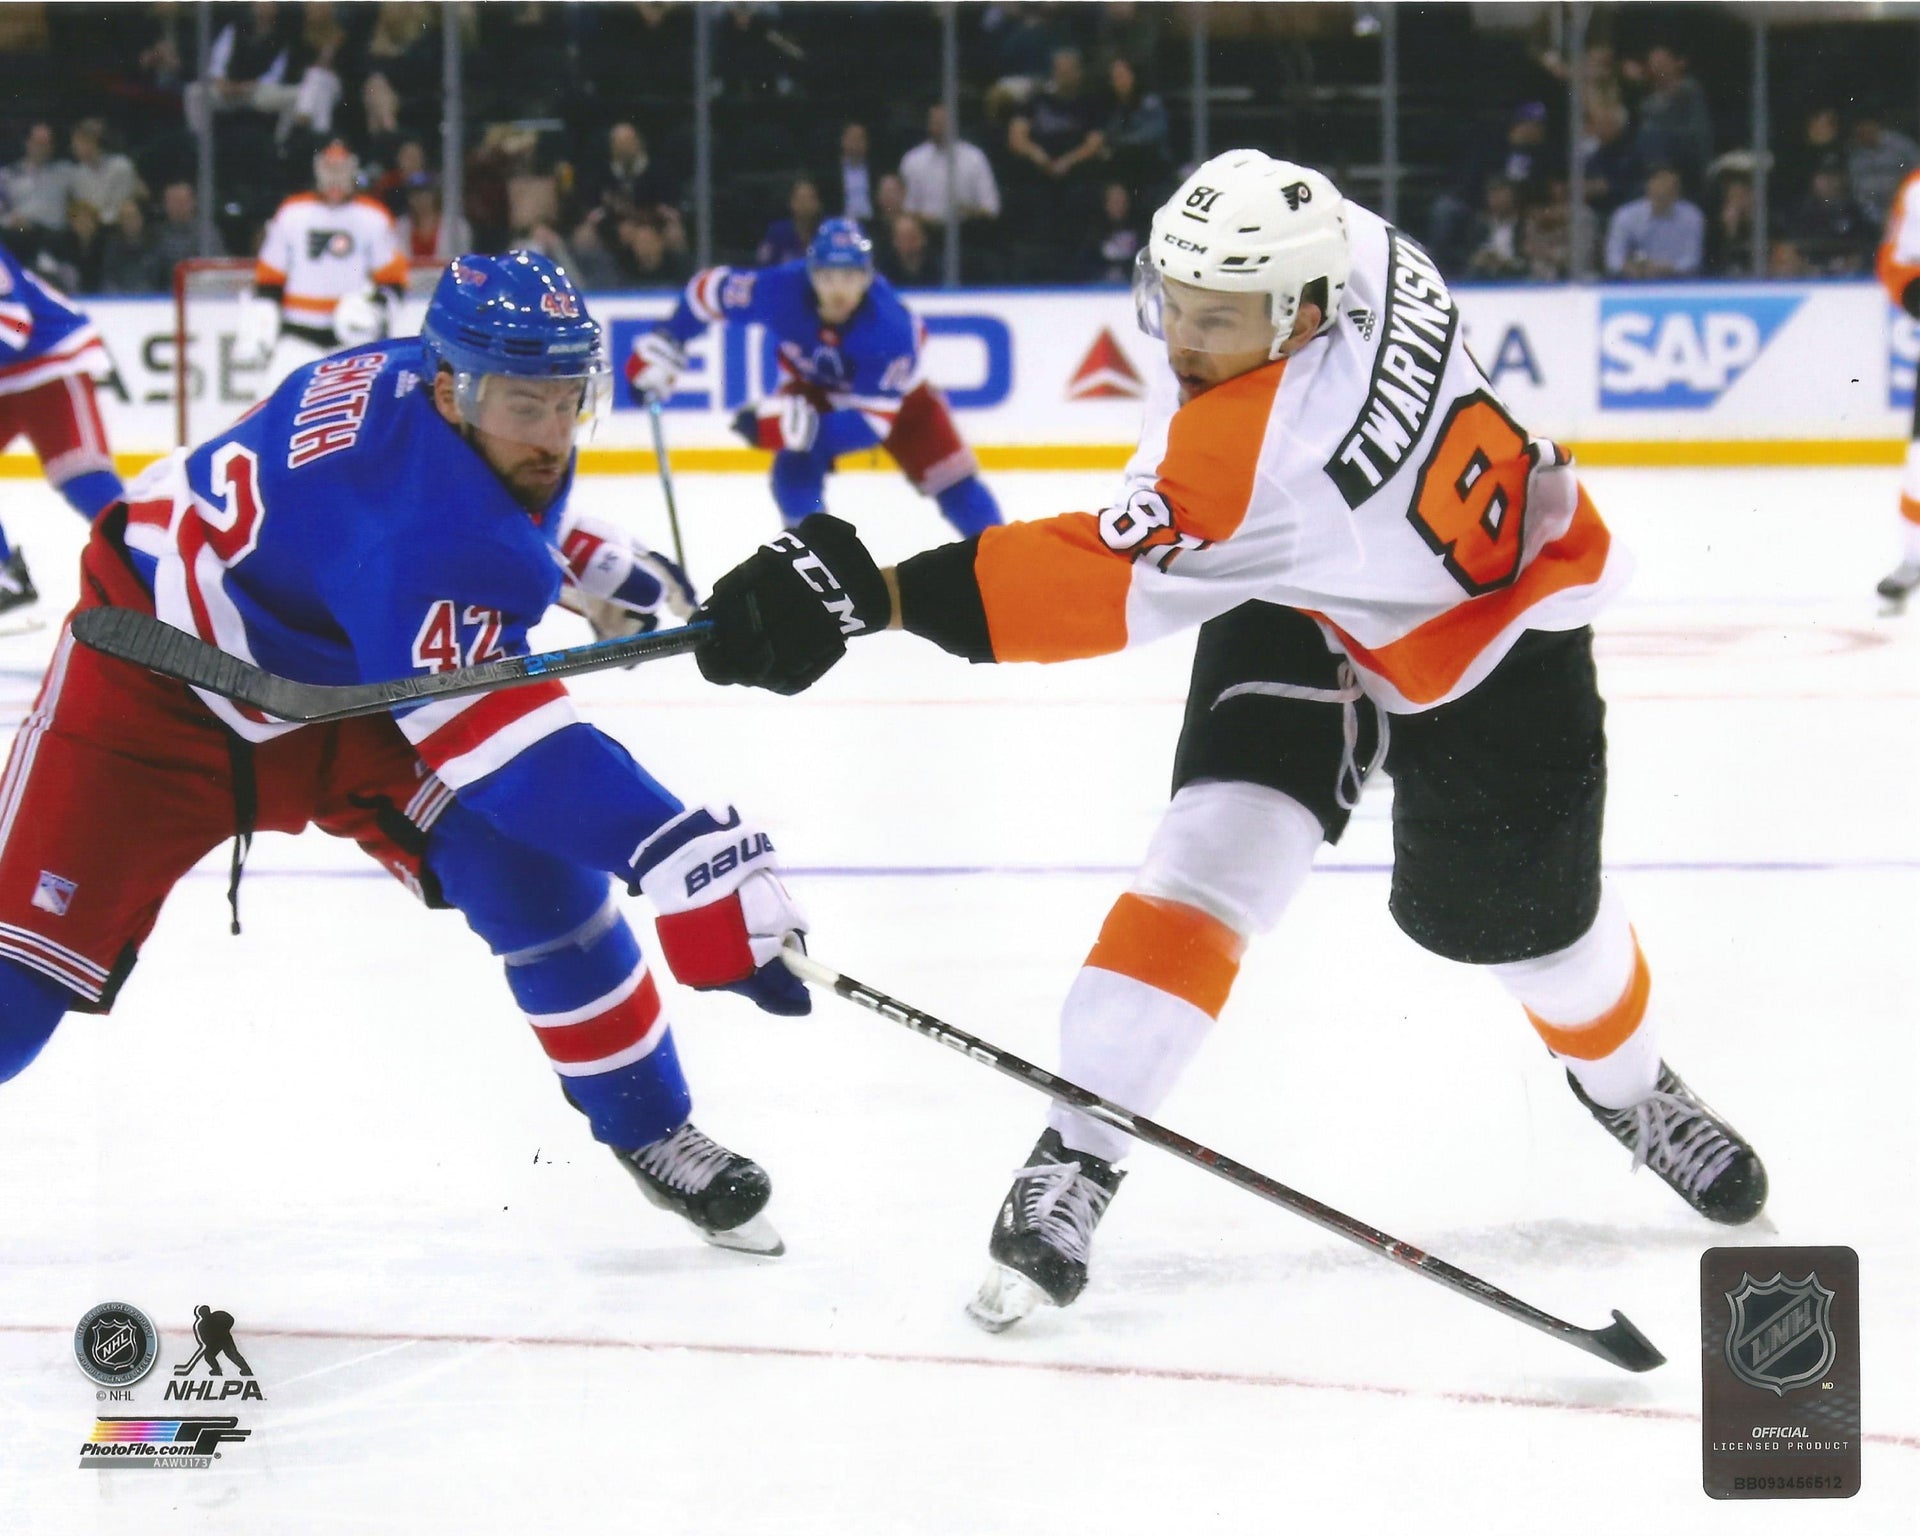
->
[1576, 1310, 1666, 1373]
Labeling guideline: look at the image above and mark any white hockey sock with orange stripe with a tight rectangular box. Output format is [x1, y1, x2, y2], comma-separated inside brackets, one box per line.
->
[1047, 895, 1244, 1164]
[1490, 885, 1659, 1110]
[1047, 782, 1322, 1163]
[1900, 437, 1920, 559]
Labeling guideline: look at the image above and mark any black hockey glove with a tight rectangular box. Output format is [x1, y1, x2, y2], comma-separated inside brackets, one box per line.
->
[695, 514, 890, 695]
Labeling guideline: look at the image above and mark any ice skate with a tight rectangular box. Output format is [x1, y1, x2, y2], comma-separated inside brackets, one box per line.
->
[1876, 559, 1920, 610]
[0, 549, 43, 636]
[1568, 1062, 1767, 1224]
[613, 1122, 784, 1256]
[967, 1129, 1125, 1331]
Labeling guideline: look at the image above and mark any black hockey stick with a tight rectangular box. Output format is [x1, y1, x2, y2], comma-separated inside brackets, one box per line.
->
[68, 606, 710, 725]
[647, 398, 690, 579]
[781, 942, 1666, 1374]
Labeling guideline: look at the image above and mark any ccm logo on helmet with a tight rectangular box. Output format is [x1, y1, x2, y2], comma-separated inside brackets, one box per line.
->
[1164, 234, 1208, 253]
[541, 292, 581, 318]
[684, 832, 775, 897]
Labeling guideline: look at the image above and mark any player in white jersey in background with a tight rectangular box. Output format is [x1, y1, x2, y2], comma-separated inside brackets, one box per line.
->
[242, 140, 410, 389]
[1876, 167, 1920, 606]
[688, 151, 1772, 1328]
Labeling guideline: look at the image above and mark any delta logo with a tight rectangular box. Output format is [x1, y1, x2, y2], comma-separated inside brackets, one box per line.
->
[1066, 328, 1146, 401]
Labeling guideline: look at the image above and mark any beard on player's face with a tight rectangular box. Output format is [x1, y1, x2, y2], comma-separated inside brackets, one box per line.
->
[483, 438, 568, 511]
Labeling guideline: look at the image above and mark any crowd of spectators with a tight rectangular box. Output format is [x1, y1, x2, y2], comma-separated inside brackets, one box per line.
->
[1430, 35, 1918, 285]
[0, 3, 1914, 298]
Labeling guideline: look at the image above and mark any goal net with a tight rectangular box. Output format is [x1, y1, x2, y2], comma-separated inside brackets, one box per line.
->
[171, 257, 445, 448]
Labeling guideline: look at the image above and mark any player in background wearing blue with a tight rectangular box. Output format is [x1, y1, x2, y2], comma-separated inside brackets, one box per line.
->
[0, 243, 126, 627]
[0, 252, 809, 1254]
[628, 218, 1002, 537]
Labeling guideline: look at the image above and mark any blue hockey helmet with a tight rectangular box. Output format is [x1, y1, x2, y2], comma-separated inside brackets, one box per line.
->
[420, 250, 610, 447]
[806, 217, 873, 272]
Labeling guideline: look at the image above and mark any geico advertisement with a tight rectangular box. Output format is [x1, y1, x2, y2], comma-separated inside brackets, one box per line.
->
[54, 282, 1915, 459]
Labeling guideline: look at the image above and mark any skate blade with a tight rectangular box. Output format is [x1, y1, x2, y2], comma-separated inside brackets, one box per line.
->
[698, 1211, 785, 1257]
[965, 1264, 1048, 1333]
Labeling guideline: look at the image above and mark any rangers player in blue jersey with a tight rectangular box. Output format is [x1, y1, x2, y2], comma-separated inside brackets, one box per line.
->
[0, 251, 808, 1254]
[0, 243, 126, 625]
[628, 218, 1002, 537]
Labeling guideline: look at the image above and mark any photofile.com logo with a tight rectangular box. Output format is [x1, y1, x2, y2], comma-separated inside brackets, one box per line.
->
[78, 1416, 251, 1469]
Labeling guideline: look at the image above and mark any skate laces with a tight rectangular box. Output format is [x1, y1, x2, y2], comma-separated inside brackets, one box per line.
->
[1011, 1157, 1113, 1265]
[632, 1125, 735, 1194]
[1617, 1088, 1739, 1197]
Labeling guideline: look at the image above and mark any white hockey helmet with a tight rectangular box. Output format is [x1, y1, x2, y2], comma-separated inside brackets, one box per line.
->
[1135, 150, 1351, 360]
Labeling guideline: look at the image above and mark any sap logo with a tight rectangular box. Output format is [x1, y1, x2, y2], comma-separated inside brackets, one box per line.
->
[1599, 296, 1802, 409]
[1889, 307, 1919, 409]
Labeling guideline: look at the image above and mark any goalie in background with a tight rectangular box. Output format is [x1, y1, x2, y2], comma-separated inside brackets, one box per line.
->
[239, 140, 411, 390]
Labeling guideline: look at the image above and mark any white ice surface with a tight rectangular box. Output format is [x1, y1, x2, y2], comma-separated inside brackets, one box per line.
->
[0, 466, 1914, 1533]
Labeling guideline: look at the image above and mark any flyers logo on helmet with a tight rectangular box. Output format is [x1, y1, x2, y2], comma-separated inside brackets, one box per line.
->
[542, 291, 580, 318]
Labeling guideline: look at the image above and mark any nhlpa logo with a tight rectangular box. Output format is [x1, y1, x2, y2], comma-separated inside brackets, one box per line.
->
[1723, 1271, 1837, 1396]
[1066, 328, 1146, 401]
[541, 291, 580, 319]
[1599, 294, 1802, 409]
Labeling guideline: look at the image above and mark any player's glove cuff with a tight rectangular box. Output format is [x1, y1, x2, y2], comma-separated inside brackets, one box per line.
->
[631, 806, 811, 1016]
[694, 514, 888, 695]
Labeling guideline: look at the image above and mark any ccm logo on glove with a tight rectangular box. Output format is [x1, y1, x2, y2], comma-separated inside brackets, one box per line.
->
[771, 532, 866, 636]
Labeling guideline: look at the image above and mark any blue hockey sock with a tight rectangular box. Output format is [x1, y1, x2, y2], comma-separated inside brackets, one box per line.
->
[935, 476, 1003, 537]
[57, 468, 125, 522]
[559, 1028, 693, 1150]
[428, 804, 693, 1150]
[771, 448, 830, 527]
[0, 958, 72, 1084]
[503, 905, 692, 1149]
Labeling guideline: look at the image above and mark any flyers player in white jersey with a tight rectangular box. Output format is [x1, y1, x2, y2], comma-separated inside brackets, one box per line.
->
[244, 140, 410, 387]
[1876, 167, 1920, 606]
[690, 150, 1772, 1326]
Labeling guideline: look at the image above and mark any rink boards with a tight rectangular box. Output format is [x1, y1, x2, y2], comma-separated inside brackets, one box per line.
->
[15, 279, 1920, 471]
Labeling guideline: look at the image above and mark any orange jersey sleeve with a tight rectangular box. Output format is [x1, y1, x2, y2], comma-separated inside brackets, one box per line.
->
[968, 360, 1286, 663]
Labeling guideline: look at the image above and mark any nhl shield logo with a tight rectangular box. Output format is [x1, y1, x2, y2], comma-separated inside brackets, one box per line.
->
[1722, 1271, 1836, 1396]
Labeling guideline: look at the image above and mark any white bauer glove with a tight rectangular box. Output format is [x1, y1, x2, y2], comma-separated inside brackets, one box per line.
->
[734, 392, 819, 453]
[332, 285, 391, 346]
[631, 806, 811, 1015]
[235, 290, 280, 365]
[627, 327, 688, 402]
[558, 511, 698, 642]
